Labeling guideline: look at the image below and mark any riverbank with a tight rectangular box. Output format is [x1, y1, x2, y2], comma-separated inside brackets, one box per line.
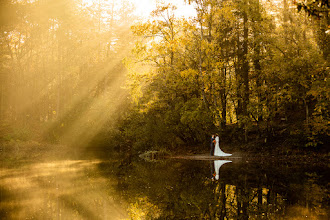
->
[163, 136, 330, 166]
[1, 139, 329, 166]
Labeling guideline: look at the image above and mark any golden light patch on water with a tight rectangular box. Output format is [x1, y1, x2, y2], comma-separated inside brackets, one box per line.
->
[0, 160, 128, 219]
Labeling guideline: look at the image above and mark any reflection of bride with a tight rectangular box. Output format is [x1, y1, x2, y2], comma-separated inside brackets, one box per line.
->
[214, 160, 232, 180]
[214, 135, 232, 157]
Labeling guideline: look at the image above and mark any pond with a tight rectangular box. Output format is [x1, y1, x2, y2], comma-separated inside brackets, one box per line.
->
[0, 152, 329, 219]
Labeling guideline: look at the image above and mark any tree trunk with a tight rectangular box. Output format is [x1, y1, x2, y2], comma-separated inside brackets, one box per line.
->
[56, 36, 62, 120]
[236, 21, 243, 120]
[242, 5, 249, 116]
[220, 183, 227, 220]
[258, 187, 263, 216]
[236, 186, 241, 218]
[0, 82, 3, 121]
[198, 14, 209, 109]
[220, 67, 227, 129]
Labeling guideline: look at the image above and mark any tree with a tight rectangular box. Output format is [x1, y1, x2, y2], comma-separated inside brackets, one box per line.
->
[0, 0, 135, 144]
[126, 0, 329, 149]
[296, 0, 329, 17]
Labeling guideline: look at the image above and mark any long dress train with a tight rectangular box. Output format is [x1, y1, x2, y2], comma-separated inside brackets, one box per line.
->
[214, 136, 232, 157]
[214, 160, 232, 180]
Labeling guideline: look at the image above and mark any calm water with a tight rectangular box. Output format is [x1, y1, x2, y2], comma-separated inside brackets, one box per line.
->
[0, 153, 329, 219]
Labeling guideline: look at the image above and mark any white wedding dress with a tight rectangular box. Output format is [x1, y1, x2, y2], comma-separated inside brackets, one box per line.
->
[214, 136, 232, 157]
[214, 160, 232, 180]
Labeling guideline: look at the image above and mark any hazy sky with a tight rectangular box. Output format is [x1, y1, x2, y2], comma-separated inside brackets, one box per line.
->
[81, 0, 196, 20]
[131, 0, 196, 18]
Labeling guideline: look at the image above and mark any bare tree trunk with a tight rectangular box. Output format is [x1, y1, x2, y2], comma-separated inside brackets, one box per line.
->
[199, 20, 209, 109]
[236, 186, 241, 218]
[220, 183, 227, 219]
[258, 187, 263, 217]
[236, 21, 243, 120]
[242, 4, 249, 116]
[220, 67, 227, 129]
[304, 98, 309, 125]
[0, 82, 3, 121]
[56, 37, 62, 120]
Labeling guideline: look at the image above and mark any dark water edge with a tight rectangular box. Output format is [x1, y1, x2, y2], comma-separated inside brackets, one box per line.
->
[109, 154, 329, 219]
[0, 141, 329, 219]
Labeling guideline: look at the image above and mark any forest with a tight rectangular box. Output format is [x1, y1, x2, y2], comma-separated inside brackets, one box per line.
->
[0, 0, 329, 156]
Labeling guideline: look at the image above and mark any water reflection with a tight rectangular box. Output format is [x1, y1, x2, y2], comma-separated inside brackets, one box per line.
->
[113, 158, 329, 220]
[0, 160, 128, 220]
[1, 154, 328, 219]
[211, 160, 232, 180]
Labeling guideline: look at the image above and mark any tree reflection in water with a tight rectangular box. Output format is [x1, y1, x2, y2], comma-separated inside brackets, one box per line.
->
[113, 158, 329, 220]
[1, 156, 328, 219]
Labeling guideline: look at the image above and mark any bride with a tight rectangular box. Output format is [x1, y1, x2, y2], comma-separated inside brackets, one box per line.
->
[214, 134, 232, 157]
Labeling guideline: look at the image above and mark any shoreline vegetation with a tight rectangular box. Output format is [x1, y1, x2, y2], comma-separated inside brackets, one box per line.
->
[0, 136, 328, 166]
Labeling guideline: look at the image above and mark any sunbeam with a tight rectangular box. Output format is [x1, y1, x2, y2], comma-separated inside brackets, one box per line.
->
[1, 0, 136, 149]
[0, 0, 196, 149]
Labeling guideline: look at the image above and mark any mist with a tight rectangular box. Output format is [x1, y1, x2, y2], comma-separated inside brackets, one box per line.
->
[0, 0, 139, 148]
